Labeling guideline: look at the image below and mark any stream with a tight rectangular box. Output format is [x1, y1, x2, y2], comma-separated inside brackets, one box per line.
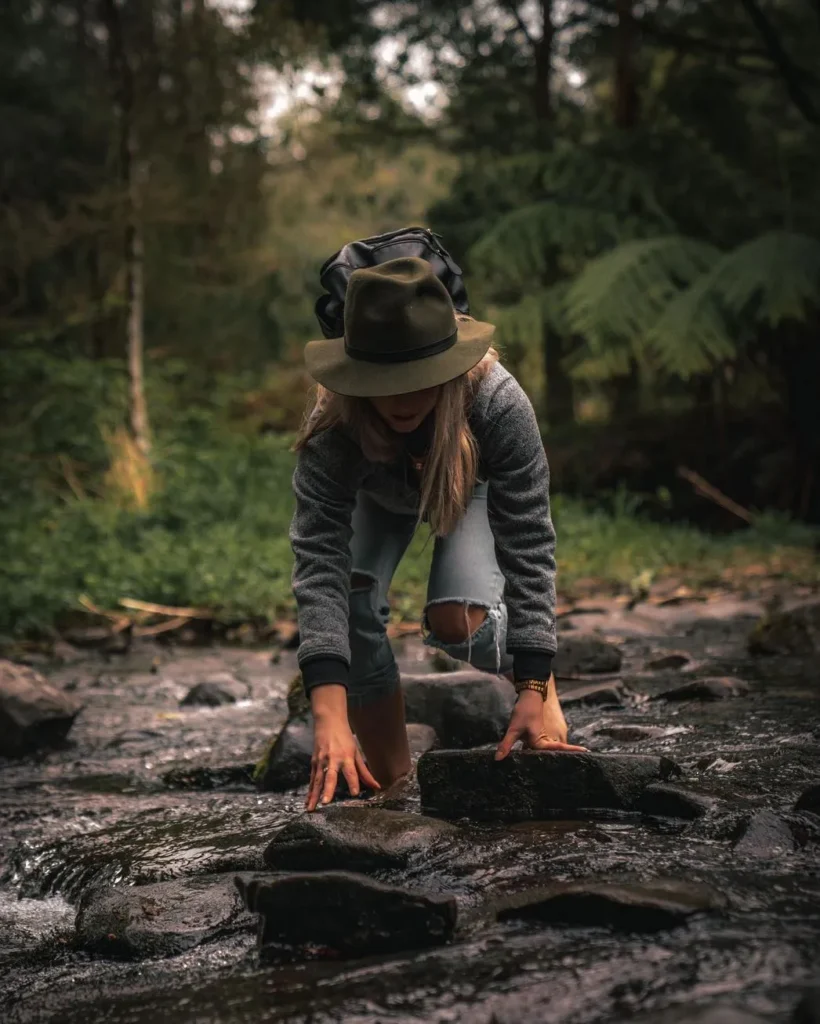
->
[1, 592, 818, 1024]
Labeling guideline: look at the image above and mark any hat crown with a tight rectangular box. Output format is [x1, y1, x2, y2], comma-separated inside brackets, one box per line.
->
[344, 257, 457, 362]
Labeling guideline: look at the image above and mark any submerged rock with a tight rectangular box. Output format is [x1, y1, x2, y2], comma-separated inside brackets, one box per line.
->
[8, 804, 275, 900]
[418, 749, 680, 821]
[748, 601, 820, 656]
[236, 870, 456, 958]
[256, 713, 313, 792]
[593, 724, 670, 743]
[653, 677, 749, 701]
[637, 782, 716, 820]
[180, 676, 248, 707]
[162, 762, 255, 790]
[553, 635, 622, 678]
[644, 652, 692, 671]
[264, 806, 460, 873]
[732, 809, 820, 857]
[76, 874, 253, 959]
[559, 681, 625, 707]
[0, 659, 82, 757]
[402, 671, 515, 748]
[794, 783, 820, 816]
[495, 878, 726, 931]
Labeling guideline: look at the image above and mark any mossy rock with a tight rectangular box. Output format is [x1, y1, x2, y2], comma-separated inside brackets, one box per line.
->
[253, 673, 309, 783]
[748, 602, 820, 656]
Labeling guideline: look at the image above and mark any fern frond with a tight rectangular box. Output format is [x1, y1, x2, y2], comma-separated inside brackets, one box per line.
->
[488, 282, 570, 349]
[565, 235, 721, 351]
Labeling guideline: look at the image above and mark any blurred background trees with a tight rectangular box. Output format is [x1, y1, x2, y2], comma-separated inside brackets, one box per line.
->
[1, 0, 818, 637]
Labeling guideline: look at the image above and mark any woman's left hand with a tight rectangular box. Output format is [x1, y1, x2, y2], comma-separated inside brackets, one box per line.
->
[495, 685, 587, 760]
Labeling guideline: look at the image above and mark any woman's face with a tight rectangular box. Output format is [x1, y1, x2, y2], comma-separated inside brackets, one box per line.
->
[369, 385, 440, 433]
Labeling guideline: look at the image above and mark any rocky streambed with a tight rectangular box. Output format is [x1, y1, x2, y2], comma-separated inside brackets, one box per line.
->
[1, 594, 819, 1024]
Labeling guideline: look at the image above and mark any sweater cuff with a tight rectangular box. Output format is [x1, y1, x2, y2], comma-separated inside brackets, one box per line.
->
[300, 656, 349, 693]
[510, 649, 553, 682]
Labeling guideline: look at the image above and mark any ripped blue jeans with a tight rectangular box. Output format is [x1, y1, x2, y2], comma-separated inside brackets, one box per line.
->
[347, 481, 513, 709]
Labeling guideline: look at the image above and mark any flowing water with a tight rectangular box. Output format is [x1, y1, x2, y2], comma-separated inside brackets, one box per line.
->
[1, 594, 818, 1023]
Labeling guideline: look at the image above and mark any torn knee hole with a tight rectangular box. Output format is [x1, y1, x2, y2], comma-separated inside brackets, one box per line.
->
[426, 602, 488, 644]
[350, 572, 376, 592]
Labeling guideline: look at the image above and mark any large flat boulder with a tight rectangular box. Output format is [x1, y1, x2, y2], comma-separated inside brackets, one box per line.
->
[236, 870, 457, 958]
[418, 749, 680, 821]
[264, 806, 460, 873]
[76, 874, 254, 958]
[0, 659, 82, 757]
[401, 670, 515, 748]
[495, 878, 727, 931]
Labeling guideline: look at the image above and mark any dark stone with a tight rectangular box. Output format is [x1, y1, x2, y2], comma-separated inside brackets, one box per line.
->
[76, 874, 253, 959]
[495, 878, 726, 931]
[418, 749, 680, 822]
[637, 783, 716, 820]
[795, 783, 820, 815]
[402, 671, 515, 748]
[553, 634, 622, 678]
[255, 713, 313, 791]
[162, 762, 255, 790]
[180, 676, 248, 707]
[635, 1006, 768, 1023]
[105, 728, 163, 749]
[9, 805, 273, 900]
[60, 625, 131, 653]
[0, 659, 82, 757]
[731, 809, 820, 857]
[645, 652, 691, 671]
[594, 724, 669, 743]
[264, 806, 460, 873]
[560, 682, 625, 707]
[236, 870, 456, 958]
[793, 988, 820, 1024]
[748, 601, 820, 656]
[653, 677, 749, 702]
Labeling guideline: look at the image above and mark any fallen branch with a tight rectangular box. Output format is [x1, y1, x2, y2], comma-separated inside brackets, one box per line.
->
[119, 597, 213, 619]
[677, 466, 754, 524]
[134, 615, 191, 637]
[78, 593, 134, 628]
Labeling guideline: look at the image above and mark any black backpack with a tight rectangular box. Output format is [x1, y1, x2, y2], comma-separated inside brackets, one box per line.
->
[314, 226, 469, 339]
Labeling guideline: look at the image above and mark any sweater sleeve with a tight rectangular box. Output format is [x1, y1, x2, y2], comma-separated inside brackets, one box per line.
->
[480, 375, 557, 657]
[289, 427, 361, 674]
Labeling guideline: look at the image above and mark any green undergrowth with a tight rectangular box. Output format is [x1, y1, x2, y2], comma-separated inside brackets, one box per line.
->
[1, 435, 817, 639]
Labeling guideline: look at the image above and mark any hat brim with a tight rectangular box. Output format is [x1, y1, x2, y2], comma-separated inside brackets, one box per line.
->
[304, 319, 496, 398]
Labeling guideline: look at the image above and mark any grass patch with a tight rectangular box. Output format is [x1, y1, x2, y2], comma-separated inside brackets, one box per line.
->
[1, 436, 817, 639]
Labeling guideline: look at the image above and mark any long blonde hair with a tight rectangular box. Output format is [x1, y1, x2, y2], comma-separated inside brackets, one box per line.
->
[295, 345, 499, 536]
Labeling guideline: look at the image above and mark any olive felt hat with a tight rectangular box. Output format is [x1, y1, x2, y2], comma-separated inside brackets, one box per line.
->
[304, 256, 495, 397]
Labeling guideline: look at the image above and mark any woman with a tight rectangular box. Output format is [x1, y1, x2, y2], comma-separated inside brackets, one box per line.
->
[290, 256, 583, 813]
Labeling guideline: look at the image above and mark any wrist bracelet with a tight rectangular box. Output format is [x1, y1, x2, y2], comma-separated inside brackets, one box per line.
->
[514, 678, 550, 700]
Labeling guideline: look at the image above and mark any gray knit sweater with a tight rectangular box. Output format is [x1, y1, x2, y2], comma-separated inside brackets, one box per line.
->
[289, 361, 557, 675]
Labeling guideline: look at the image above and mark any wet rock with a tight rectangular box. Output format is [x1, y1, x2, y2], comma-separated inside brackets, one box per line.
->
[407, 722, 438, 755]
[0, 659, 82, 757]
[495, 878, 726, 931]
[553, 635, 622, 678]
[644, 652, 691, 671]
[9, 805, 274, 899]
[653, 677, 749, 701]
[418, 749, 680, 821]
[236, 871, 456, 958]
[0, 893, 75, 953]
[285, 672, 310, 719]
[560, 681, 625, 707]
[180, 675, 248, 707]
[264, 806, 460, 873]
[793, 988, 820, 1024]
[161, 762, 255, 790]
[255, 713, 312, 791]
[76, 874, 253, 959]
[637, 783, 716, 820]
[748, 601, 820, 656]
[105, 728, 163, 749]
[594, 724, 670, 742]
[732, 809, 820, 857]
[402, 670, 515, 748]
[795, 783, 820, 816]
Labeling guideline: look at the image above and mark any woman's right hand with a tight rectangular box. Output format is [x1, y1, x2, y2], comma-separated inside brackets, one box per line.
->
[307, 684, 380, 812]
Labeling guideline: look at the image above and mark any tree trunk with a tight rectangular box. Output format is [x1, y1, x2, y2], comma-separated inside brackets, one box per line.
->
[533, 0, 555, 136]
[102, 0, 151, 456]
[614, 0, 639, 129]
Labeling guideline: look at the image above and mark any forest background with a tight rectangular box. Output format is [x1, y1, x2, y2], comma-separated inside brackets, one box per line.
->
[2, 0, 819, 645]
